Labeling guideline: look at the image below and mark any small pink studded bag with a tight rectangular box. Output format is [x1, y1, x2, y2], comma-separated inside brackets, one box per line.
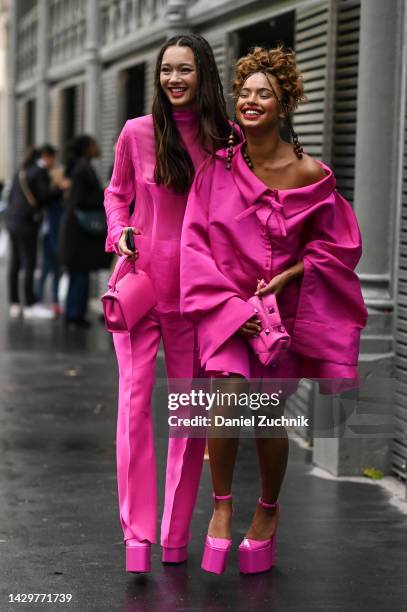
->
[246, 293, 291, 367]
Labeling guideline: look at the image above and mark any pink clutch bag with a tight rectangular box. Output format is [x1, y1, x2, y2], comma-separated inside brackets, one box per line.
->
[246, 293, 291, 367]
[101, 257, 157, 333]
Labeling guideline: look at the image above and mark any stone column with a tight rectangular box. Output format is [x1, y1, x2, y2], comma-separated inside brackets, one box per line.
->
[354, 0, 402, 310]
[35, 0, 49, 145]
[312, 0, 403, 476]
[85, 0, 101, 139]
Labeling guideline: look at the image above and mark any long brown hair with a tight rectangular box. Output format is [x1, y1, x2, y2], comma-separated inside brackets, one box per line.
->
[152, 34, 233, 193]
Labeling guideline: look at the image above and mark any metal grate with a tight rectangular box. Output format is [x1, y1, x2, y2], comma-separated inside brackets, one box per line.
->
[332, 0, 360, 205]
[211, 37, 228, 89]
[144, 54, 157, 116]
[294, 1, 329, 159]
[287, 1, 331, 442]
[101, 69, 120, 184]
[393, 94, 407, 479]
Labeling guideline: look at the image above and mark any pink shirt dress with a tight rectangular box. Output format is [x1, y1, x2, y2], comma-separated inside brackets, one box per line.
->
[180, 142, 368, 393]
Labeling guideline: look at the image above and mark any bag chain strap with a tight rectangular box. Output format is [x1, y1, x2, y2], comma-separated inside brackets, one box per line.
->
[18, 170, 37, 208]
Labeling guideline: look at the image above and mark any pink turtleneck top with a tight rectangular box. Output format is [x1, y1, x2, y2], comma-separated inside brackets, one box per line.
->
[104, 108, 207, 312]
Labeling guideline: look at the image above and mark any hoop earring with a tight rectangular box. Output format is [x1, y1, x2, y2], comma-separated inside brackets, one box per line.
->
[226, 117, 236, 171]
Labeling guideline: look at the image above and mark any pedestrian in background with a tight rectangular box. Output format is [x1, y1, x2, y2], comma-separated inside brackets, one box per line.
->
[6, 144, 67, 319]
[36, 165, 68, 317]
[60, 135, 112, 329]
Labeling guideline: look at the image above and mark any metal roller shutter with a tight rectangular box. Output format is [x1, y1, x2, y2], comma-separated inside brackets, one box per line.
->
[101, 68, 119, 183]
[393, 85, 407, 480]
[332, 0, 360, 205]
[294, 1, 330, 159]
[95, 69, 118, 305]
[207, 33, 228, 90]
[144, 54, 157, 116]
[287, 1, 332, 444]
[202, 30, 238, 115]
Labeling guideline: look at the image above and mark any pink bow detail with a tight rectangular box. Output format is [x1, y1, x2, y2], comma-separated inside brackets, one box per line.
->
[235, 192, 287, 236]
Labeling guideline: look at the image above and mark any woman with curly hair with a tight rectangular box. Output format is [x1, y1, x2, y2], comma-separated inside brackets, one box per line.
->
[180, 45, 367, 574]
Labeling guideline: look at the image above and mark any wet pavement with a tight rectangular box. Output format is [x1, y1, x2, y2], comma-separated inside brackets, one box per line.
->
[0, 267, 407, 612]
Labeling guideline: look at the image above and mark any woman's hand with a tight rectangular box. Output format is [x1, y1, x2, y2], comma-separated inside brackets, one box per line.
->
[237, 315, 262, 337]
[255, 274, 286, 297]
[117, 227, 141, 260]
[255, 261, 305, 297]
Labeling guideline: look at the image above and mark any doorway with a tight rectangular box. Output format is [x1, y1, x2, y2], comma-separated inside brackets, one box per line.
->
[25, 99, 36, 149]
[237, 12, 295, 57]
[235, 12, 295, 141]
[122, 64, 146, 121]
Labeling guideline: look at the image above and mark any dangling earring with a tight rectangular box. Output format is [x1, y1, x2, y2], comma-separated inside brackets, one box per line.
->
[226, 117, 236, 171]
[291, 128, 303, 159]
[287, 115, 303, 159]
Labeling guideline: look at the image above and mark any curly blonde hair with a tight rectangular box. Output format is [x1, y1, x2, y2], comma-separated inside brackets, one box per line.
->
[232, 45, 306, 113]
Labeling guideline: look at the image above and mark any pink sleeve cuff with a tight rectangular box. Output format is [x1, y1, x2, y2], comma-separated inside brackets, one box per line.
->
[105, 226, 125, 254]
[197, 296, 255, 367]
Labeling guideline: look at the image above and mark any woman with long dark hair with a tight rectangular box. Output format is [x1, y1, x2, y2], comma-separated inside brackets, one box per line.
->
[104, 34, 237, 573]
[181, 45, 367, 575]
[60, 135, 111, 328]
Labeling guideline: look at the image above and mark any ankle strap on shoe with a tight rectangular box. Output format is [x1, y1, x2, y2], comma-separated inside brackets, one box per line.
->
[213, 493, 232, 501]
[258, 497, 279, 509]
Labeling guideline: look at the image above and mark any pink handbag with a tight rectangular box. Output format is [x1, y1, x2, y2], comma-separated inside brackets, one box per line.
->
[101, 256, 157, 333]
[246, 293, 291, 366]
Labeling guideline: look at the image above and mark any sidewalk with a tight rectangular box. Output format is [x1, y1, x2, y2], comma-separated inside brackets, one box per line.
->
[0, 268, 406, 611]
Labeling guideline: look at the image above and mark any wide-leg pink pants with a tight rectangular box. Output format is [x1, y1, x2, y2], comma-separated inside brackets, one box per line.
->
[113, 308, 205, 547]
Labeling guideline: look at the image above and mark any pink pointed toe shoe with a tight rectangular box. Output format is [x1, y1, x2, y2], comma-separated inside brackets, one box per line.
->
[238, 499, 280, 574]
[201, 493, 232, 575]
[162, 545, 188, 564]
[125, 539, 151, 573]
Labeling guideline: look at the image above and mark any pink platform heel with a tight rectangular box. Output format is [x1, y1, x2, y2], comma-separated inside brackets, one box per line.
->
[238, 498, 280, 574]
[162, 545, 188, 564]
[125, 539, 151, 573]
[201, 493, 232, 575]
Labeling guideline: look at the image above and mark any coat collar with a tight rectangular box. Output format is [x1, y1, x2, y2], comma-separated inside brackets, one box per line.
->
[216, 141, 336, 218]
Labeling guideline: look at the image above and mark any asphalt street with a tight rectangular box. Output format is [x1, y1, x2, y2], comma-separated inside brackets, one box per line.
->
[0, 267, 406, 612]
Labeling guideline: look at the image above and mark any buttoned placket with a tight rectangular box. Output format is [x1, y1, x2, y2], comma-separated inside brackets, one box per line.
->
[235, 189, 287, 280]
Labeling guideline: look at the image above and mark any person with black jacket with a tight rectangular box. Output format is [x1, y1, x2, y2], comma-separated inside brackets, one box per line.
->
[59, 135, 112, 328]
[6, 144, 68, 319]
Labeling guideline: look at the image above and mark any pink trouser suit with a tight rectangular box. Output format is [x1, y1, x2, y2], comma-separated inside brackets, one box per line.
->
[104, 109, 206, 550]
[180, 143, 368, 389]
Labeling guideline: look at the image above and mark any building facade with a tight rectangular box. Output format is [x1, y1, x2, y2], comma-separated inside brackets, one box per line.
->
[0, 0, 10, 183]
[7, 0, 407, 481]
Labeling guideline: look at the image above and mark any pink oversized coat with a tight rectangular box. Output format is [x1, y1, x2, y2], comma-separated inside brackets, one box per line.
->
[180, 142, 368, 391]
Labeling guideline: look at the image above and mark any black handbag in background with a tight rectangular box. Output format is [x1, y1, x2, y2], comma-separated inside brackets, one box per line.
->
[73, 208, 107, 236]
